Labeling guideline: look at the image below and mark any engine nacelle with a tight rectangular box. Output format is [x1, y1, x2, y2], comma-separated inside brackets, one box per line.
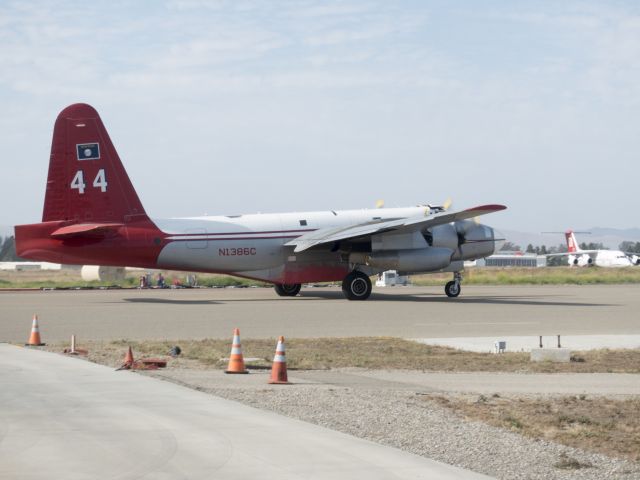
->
[427, 224, 458, 250]
[631, 255, 640, 265]
[457, 224, 501, 260]
[577, 255, 593, 267]
[426, 222, 503, 260]
[350, 247, 453, 273]
[569, 255, 592, 267]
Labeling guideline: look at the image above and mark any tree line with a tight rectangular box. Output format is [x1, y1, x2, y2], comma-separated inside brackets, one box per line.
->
[0, 236, 20, 261]
[500, 241, 640, 266]
[501, 241, 640, 254]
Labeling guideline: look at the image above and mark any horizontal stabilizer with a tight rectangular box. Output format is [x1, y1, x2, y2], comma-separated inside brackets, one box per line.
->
[50, 223, 124, 239]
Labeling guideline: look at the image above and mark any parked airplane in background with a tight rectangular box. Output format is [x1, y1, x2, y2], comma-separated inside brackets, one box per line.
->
[545, 230, 639, 267]
[14, 104, 506, 300]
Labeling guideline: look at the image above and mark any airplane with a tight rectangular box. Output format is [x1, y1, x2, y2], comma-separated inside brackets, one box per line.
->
[545, 230, 639, 267]
[14, 103, 507, 300]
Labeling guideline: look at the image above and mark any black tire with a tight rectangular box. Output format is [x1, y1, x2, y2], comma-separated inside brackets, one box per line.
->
[445, 280, 460, 298]
[341, 271, 372, 300]
[274, 283, 301, 297]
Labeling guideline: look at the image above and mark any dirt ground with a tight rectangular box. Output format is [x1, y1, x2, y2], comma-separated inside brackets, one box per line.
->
[41, 337, 640, 465]
[432, 393, 640, 462]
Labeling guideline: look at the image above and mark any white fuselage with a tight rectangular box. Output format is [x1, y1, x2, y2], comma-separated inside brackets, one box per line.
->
[154, 206, 425, 282]
[569, 250, 632, 268]
[152, 206, 498, 284]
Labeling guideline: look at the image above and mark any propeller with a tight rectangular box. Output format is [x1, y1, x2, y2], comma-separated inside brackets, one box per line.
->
[424, 198, 452, 215]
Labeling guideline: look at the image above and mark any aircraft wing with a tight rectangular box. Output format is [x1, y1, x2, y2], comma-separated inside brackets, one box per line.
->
[285, 204, 506, 253]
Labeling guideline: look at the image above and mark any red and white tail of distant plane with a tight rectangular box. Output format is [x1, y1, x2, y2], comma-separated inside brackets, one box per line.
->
[546, 230, 639, 267]
[14, 103, 508, 300]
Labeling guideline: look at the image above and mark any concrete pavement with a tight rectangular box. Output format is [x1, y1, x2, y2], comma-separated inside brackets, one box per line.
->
[414, 335, 640, 352]
[1, 284, 639, 342]
[149, 368, 640, 396]
[0, 344, 490, 480]
[349, 370, 640, 396]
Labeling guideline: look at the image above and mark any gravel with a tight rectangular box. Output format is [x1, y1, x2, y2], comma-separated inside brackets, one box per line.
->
[147, 369, 640, 480]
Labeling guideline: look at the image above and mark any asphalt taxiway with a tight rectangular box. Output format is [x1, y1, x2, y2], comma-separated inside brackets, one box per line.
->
[1, 285, 638, 342]
[0, 344, 489, 480]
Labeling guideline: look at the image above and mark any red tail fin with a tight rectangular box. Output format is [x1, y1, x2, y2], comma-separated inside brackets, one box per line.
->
[43, 103, 146, 223]
[565, 230, 580, 253]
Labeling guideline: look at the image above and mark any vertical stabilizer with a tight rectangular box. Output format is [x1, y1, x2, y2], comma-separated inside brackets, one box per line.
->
[42, 103, 146, 223]
[565, 230, 581, 253]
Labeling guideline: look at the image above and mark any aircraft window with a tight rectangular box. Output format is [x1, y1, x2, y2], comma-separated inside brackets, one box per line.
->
[373, 217, 381, 220]
[226, 215, 242, 218]
[299, 220, 307, 226]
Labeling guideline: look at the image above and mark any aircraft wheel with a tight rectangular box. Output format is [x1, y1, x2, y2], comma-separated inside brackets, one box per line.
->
[445, 280, 460, 298]
[342, 271, 372, 300]
[274, 283, 301, 297]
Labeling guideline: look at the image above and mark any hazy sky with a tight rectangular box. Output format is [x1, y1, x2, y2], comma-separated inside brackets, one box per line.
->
[1, 1, 639, 232]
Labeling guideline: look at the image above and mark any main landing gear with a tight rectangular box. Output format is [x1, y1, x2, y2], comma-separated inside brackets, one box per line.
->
[444, 272, 462, 298]
[342, 271, 372, 300]
[274, 283, 301, 297]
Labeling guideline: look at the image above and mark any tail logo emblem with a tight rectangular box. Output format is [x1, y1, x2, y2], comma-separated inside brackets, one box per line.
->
[76, 143, 100, 161]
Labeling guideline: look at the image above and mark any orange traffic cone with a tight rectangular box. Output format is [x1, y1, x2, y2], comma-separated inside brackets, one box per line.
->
[268, 336, 290, 384]
[116, 346, 135, 370]
[225, 328, 248, 374]
[25, 314, 45, 346]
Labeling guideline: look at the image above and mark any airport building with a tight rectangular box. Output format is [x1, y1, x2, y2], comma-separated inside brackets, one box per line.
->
[476, 252, 546, 268]
[0, 261, 62, 271]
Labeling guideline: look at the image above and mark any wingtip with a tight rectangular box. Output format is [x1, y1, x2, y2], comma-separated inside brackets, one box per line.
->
[466, 204, 507, 213]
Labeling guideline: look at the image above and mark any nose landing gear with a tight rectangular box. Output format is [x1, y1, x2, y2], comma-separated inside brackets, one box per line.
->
[444, 272, 462, 297]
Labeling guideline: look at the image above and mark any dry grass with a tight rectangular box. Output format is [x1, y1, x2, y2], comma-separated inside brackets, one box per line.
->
[0, 269, 265, 289]
[4, 266, 640, 289]
[431, 394, 640, 462]
[47, 337, 640, 373]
